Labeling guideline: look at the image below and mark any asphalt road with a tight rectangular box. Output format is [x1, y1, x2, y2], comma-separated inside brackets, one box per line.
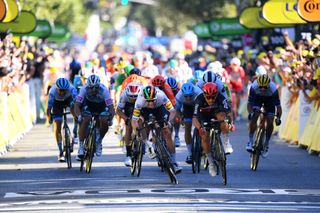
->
[0, 119, 320, 212]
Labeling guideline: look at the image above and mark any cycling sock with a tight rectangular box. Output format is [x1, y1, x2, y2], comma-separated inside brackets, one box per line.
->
[170, 153, 177, 164]
[249, 133, 254, 143]
[73, 123, 78, 137]
[174, 127, 179, 138]
[206, 152, 214, 165]
[223, 133, 229, 144]
[265, 136, 271, 147]
[126, 145, 131, 157]
[57, 141, 63, 154]
[186, 144, 192, 156]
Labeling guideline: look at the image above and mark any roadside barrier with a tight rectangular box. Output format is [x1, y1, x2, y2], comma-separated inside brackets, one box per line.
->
[0, 84, 34, 156]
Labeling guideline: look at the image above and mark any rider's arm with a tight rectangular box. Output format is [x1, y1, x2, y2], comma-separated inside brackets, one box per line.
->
[74, 86, 86, 117]
[116, 94, 129, 120]
[247, 86, 256, 114]
[192, 96, 202, 130]
[132, 96, 143, 130]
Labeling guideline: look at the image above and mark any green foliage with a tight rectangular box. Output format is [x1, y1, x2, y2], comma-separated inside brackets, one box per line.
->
[21, 0, 91, 34]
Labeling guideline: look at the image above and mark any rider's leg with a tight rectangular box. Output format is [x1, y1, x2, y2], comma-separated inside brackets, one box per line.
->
[201, 130, 217, 176]
[124, 124, 132, 157]
[184, 121, 192, 157]
[265, 116, 274, 147]
[99, 116, 109, 141]
[54, 119, 63, 157]
[70, 107, 78, 143]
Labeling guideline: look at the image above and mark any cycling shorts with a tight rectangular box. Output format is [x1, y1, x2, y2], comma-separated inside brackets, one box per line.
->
[141, 105, 168, 128]
[251, 96, 276, 116]
[182, 104, 194, 123]
[52, 97, 73, 121]
[82, 98, 109, 117]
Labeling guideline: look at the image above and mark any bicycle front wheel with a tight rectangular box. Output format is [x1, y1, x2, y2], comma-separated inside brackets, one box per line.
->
[64, 128, 72, 169]
[136, 140, 143, 177]
[85, 130, 95, 173]
[130, 140, 137, 175]
[211, 131, 227, 185]
[251, 127, 264, 171]
[192, 128, 201, 174]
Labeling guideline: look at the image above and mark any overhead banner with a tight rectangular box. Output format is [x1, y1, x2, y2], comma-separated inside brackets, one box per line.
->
[0, 11, 36, 33]
[208, 18, 250, 36]
[262, 0, 306, 24]
[297, 0, 320, 22]
[240, 7, 292, 29]
[2, 0, 20, 23]
[192, 23, 211, 38]
[0, 0, 7, 21]
[27, 20, 52, 38]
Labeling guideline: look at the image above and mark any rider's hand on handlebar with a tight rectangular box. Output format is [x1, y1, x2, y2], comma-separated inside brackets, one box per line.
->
[275, 117, 281, 126]
[248, 112, 254, 121]
[199, 127, 206, 136]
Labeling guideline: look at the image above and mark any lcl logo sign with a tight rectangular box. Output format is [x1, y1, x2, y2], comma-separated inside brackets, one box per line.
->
[298, 0, 320, 21]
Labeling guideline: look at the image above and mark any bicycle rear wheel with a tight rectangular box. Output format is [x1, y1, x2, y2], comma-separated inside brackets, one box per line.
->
[250, 128, 264, 171]
[192, 128, 201, 174]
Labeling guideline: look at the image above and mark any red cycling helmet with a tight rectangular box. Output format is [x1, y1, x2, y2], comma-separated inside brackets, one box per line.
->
[203, 82, 218, 98]
[151, 75, 165, 87]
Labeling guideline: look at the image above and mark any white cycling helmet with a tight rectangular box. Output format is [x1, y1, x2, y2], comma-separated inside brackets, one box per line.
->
[230, 57, 241, 66]
[207, 61, 223, 74]
[87, 74, 100, 87]
[202, 70, 217, 83]
[126, 82, 141, 97]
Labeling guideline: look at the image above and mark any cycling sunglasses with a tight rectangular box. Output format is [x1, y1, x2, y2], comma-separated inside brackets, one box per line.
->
[259, 86, 268, 89]
[204, 95, 216, 100]
[146, 99, 156, 103]
[128, 95, 138, 99]
[184, 95, 193, 98]
[89, 85, 100, 90]
[58, 89, 67, 94]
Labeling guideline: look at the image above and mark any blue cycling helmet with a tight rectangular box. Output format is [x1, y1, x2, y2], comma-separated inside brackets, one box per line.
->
[166, 77, 178, 90]
[181, 82, 194, 96]
[56, 78, 70, 90]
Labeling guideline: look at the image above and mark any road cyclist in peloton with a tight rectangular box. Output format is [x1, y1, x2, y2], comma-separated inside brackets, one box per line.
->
[132, 85, 182, 174]
[247, 74, 282, 157]
[74, 74, 115, 159]
[175, 82, 203, 164]
[46, 77, 78, 162]
[192, 82, 231, 176]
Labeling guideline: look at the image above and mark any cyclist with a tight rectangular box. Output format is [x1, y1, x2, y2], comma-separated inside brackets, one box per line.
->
[74, 74, 115, 158]
[120, 68, 148, 94]
[197, 70, 233, 154]
[132, 85, 182, 174]
[193, 82, 231, 176]
[46, 78, 78, 162]
[247, 74, 282, 157]
[166, 77, 181, 145]
[175, 82, 203, 164]
[116, 82, 142, 167]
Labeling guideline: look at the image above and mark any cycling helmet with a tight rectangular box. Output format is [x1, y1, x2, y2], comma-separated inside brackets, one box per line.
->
[230, 57, 241, 66]
[129, 67, 141, 76]
[87, 74, 100, 87]
[203, 70, 217, 83]
[207, 61, 223, 73]
[166, 77, 178, 90]
[215, 73, 222, 81]
[203, 82, 218, 98]
[257, 74, 270, 87]
[181, 82, 194, 96]
[151, 75, 165, 87]
[143, 86, 157, 101]
[126, 82, 141, 97]
[124, 64, 135, 75]
[56, 78, 70, 90]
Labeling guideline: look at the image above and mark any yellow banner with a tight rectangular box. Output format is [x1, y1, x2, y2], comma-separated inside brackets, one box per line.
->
[263, 0, 306, 24]
[298, 0, 320, 22]
[0, 0, 7, 21]
[0, 92, 8, 152]
[240, 7, 292, 29]
[2, 0, 20, 23]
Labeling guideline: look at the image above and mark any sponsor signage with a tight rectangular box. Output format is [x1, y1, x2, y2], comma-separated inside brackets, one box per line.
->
[208, 18, 250, 35]
[262, 0, 306, 24]
[2, 0, 20, 23]
[193, 23, 211, 38]
[0, 11, 36, 33]
[26, 20, 52, 38]
[297, 0, 320, 22]
[240, 7, 292, 29]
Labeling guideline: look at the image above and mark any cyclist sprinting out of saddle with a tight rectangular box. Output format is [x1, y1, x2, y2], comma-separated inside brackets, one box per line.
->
[193, 82, 231, 176]
[132, 85, 182, 174]
[47, 78, 78, 162]
[74, 74, 115, 158]
[247, 74, 282, 157]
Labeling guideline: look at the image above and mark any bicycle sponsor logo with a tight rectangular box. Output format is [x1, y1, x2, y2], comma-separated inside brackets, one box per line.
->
[298, 0, 320, 22]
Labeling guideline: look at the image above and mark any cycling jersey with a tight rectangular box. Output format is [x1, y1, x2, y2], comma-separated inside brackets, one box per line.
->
[73, 75, 83, 92]
[132, 89, 174, 121]
[48, 84, 78, 110]
[248, 81, 280, 115]
[193, 93, 230, 122]
[156, 83, 176, 106]
[175, 86, 203, 111]
[76, 84, 113, 106]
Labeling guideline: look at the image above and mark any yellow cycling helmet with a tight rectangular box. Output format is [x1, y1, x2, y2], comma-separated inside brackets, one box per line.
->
[257, 74, 271, 87]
